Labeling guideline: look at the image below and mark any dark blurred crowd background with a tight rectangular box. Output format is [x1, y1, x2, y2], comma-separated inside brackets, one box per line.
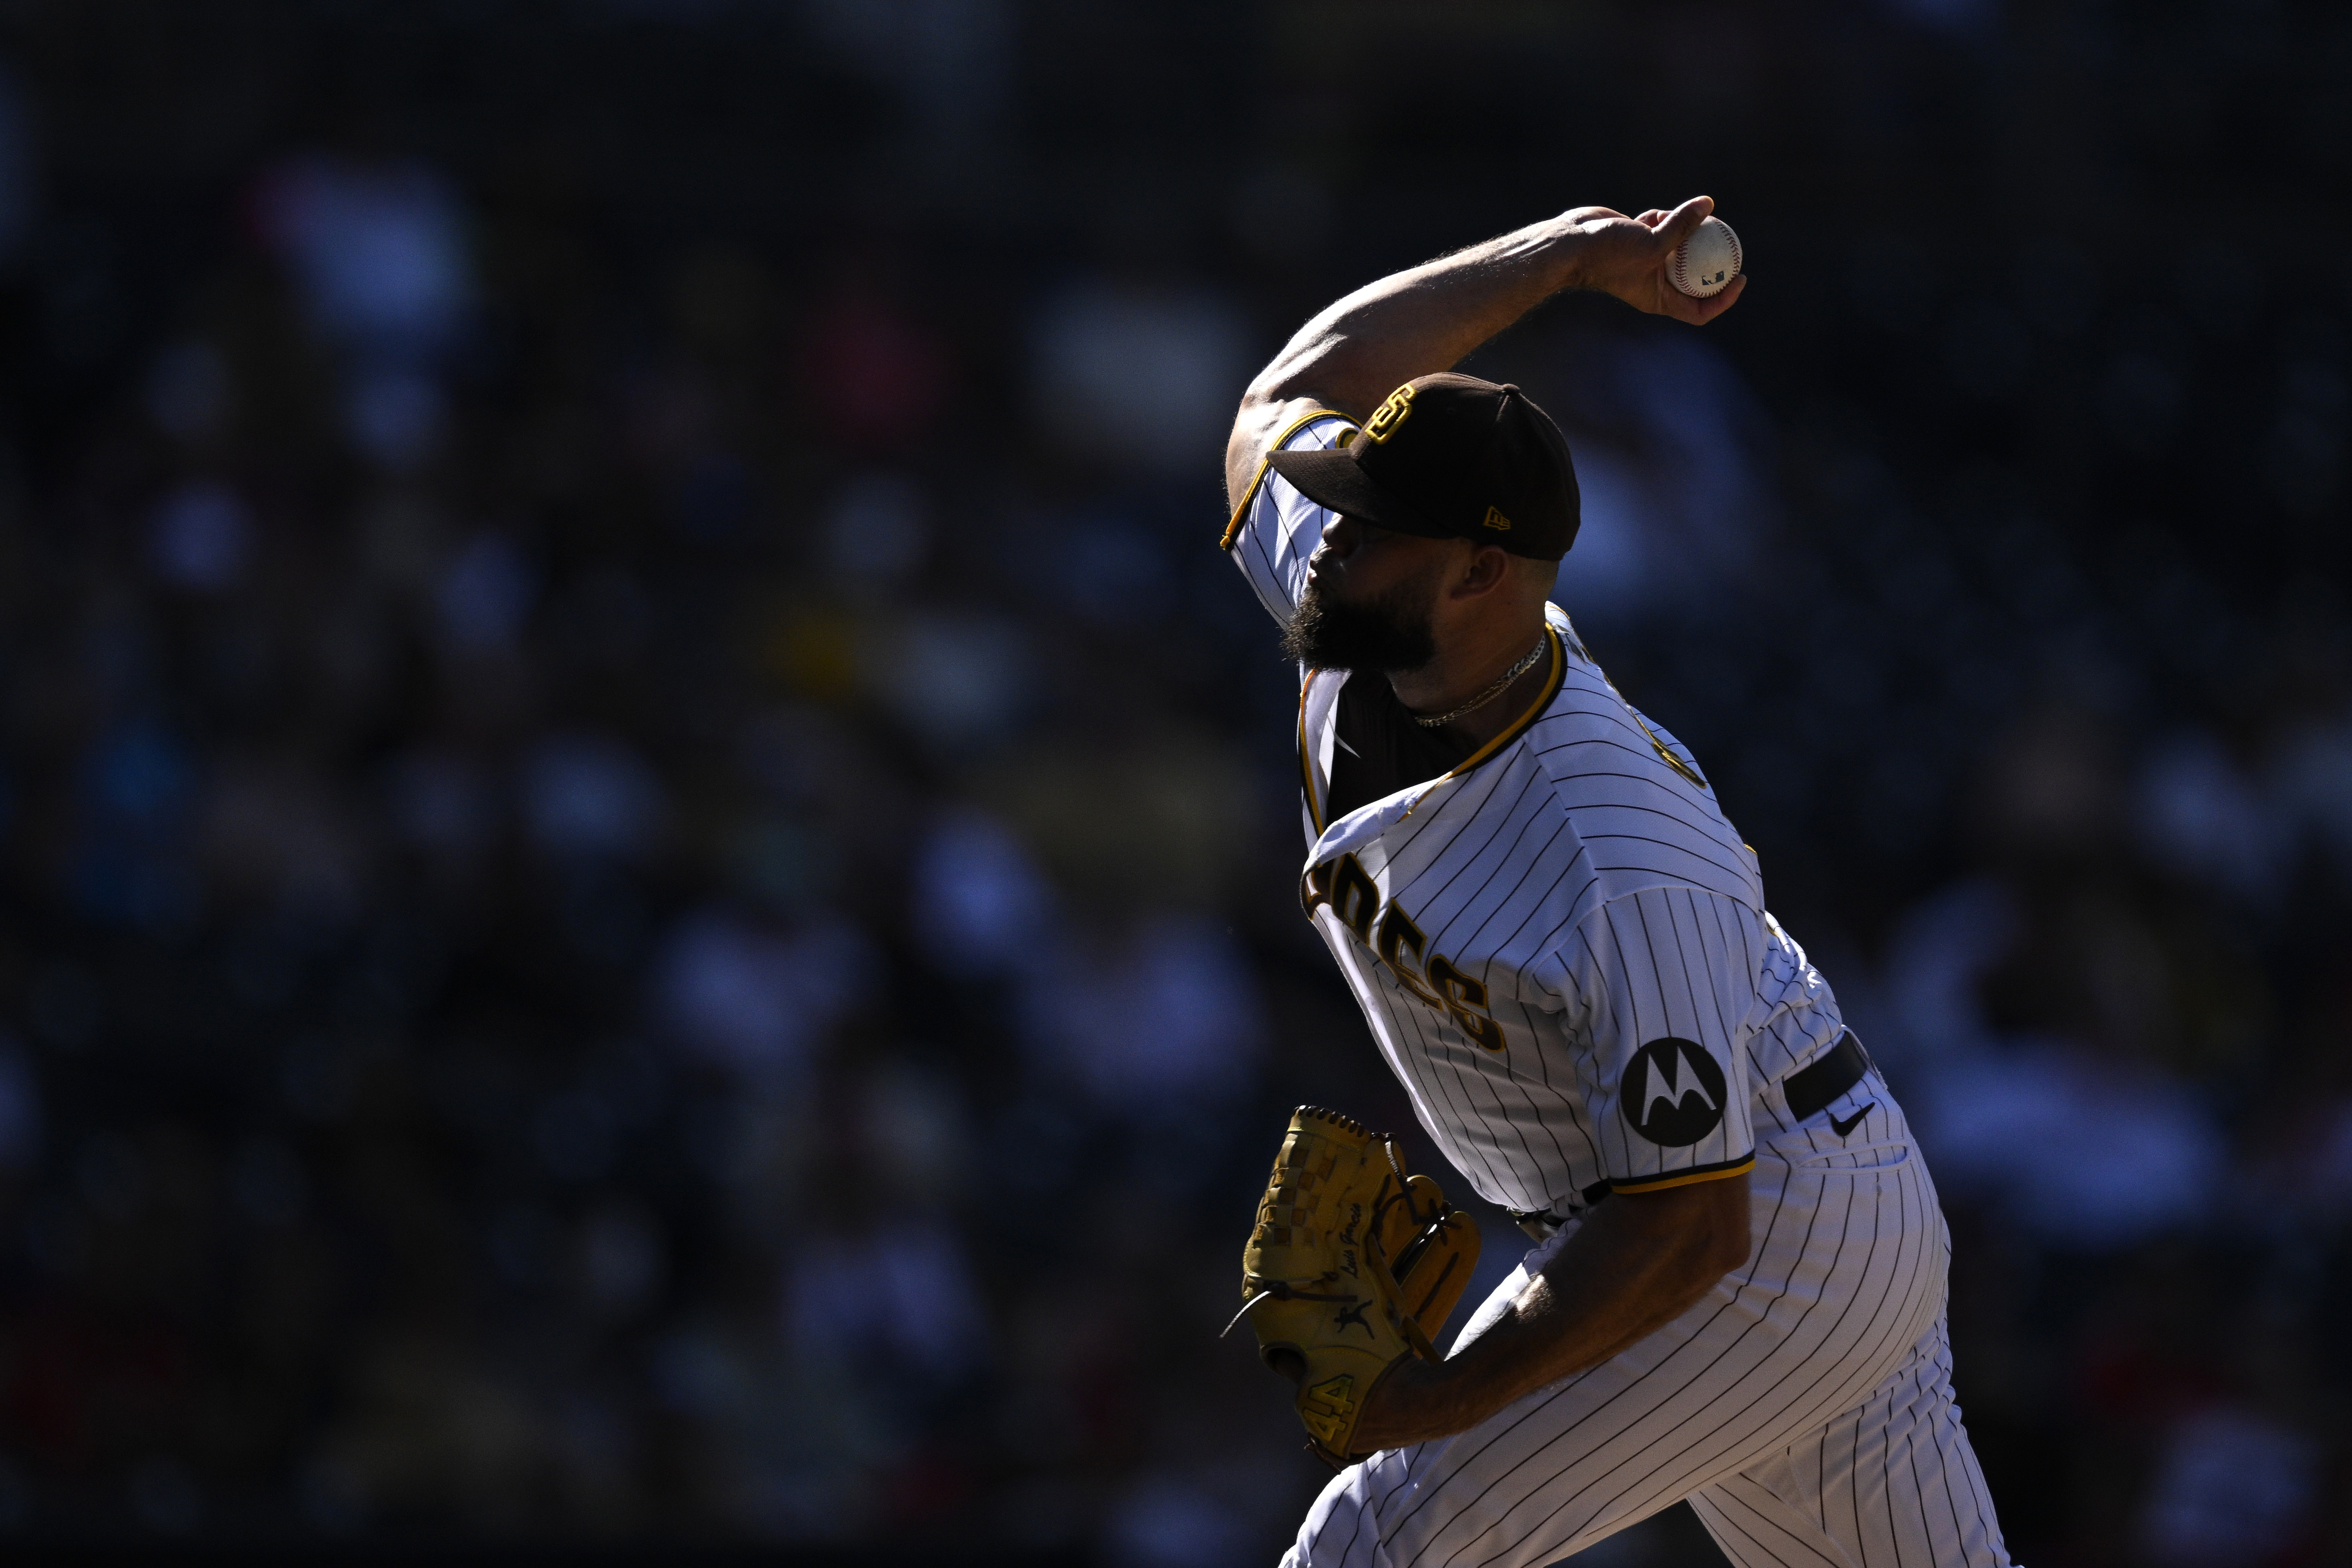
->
[0, 0, 2345, 1561]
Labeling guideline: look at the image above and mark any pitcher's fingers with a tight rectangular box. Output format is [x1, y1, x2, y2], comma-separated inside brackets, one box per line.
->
[1635, 209, 1670, 228]
[1655, 289, 1711, 325]
[1690, 272, 1747, 322]
[1655, 195, 1716, 249]
[1651, 270, 1744, 325]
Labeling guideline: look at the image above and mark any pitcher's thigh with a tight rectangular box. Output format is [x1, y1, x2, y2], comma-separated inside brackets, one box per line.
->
[1688, 1317, 2013, 1568]
[1281, 1313, 1901, 1568]
[1278, 1415, 1701, 1568]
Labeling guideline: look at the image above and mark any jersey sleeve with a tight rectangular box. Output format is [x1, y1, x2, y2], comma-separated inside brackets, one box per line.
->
[1555, 887, 1760, 1192]
[1220, 411, 1357, 626]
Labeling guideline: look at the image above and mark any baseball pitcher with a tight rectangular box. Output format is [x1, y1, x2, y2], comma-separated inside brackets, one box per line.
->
[1222, 197, 2015, 1568]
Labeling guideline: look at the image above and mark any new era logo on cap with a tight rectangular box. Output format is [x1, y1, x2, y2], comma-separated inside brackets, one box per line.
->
[1265, 373, 1580, 560]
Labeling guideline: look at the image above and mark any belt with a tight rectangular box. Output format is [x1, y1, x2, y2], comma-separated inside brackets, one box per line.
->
[1782, 1031, 1874, 1123]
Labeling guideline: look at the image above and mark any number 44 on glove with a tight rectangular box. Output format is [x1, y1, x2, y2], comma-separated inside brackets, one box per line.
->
[1225, 1105, 1482, 1468]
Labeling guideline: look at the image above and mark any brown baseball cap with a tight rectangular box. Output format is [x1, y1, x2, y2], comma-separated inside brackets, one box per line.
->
[1267, 372, 1580, 560]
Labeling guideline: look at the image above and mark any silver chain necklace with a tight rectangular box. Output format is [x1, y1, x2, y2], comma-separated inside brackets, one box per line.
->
[1410, 635, 1550, 730]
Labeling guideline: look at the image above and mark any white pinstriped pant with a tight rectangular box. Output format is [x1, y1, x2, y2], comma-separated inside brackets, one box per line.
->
[1282, 1138, 2013, 1568]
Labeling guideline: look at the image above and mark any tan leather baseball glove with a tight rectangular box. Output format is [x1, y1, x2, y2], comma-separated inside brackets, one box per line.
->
[1228, 1105, 1482, 1467]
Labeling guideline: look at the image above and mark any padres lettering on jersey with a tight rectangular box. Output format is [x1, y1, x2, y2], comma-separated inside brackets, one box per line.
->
[1229, 414, 1866, 1218]
[1307, 852, 1506, 1052]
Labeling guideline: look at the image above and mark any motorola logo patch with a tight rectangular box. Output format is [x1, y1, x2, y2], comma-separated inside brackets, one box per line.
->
[1626, 1038, 1727, 1147]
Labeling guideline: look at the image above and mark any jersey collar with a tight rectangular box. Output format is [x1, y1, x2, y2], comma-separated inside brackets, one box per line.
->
[1301, 621, 1567, 859]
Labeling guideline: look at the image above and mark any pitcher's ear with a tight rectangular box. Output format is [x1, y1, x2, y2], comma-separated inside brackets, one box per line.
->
[1454, 543, 1515, 595]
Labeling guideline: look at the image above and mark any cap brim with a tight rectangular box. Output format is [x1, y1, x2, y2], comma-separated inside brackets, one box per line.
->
[1265, 447, 1448, 537]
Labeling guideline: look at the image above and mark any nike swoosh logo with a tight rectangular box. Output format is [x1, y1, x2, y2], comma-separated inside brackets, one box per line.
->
[1828, 1104, 1874, 1138]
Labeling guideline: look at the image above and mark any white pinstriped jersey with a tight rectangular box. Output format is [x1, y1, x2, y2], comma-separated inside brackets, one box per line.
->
[1231, 410, 2008, 1568]
[1227, 412, 1880, 1220]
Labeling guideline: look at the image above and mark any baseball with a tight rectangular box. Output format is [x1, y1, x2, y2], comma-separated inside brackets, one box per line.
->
[1669, 216, 1742, 298]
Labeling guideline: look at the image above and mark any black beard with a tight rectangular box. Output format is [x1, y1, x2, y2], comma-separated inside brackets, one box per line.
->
[1281, 572, 1438, 673]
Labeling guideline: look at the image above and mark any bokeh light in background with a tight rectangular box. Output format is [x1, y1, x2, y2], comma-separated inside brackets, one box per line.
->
[0, 0, 2344, 1561]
